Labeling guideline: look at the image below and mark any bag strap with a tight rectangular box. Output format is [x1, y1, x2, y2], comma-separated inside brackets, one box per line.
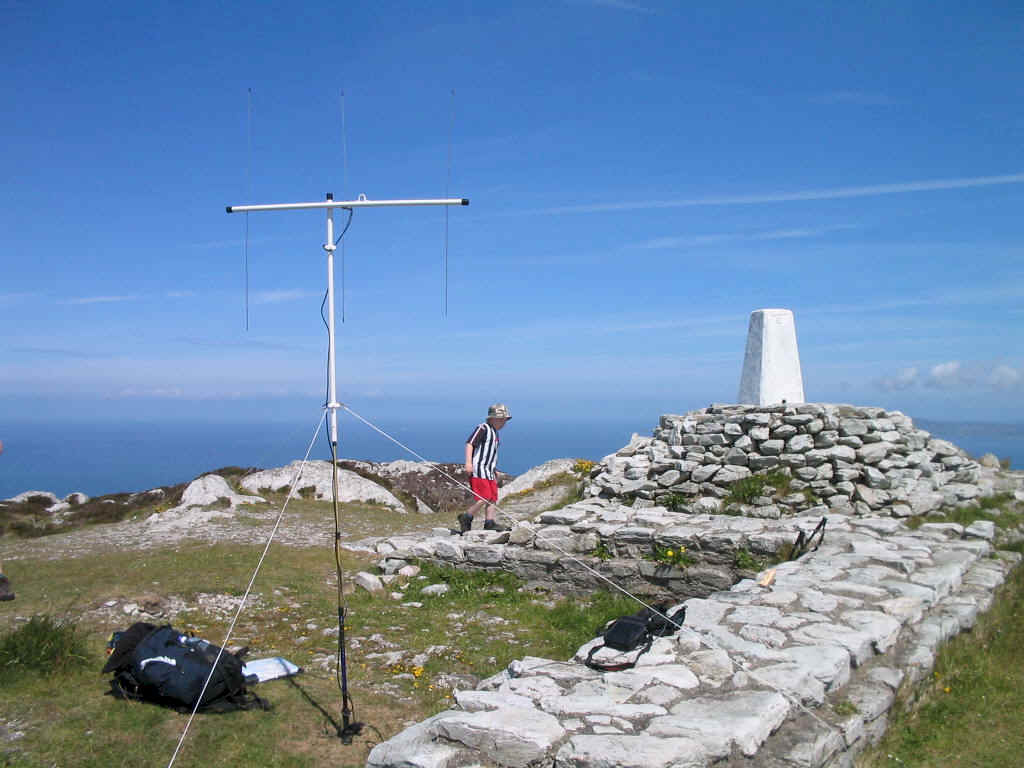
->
[584, 633, 654, 672]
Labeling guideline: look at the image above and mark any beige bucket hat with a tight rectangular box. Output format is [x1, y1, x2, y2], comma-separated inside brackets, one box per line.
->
[487, 403, 511, 420]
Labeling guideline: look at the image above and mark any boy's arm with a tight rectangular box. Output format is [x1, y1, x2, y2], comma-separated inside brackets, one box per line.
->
[464, 442, 474, 475]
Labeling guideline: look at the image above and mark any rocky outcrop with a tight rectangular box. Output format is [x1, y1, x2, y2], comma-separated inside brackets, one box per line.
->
[144, 474, 266, 533]
[587, 403, 1009, 518]
[240, 461, 406, 511]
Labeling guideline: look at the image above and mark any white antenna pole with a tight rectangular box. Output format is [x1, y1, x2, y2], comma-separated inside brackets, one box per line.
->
[325, 195, 339, 445]
[226, 193, 470, 449]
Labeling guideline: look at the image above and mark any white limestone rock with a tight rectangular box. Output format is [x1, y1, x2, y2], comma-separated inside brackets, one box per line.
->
[750, 662, 826, 705]
[540, 695, 666, 720]
[791, 622, 876, 666]
[554, 735, 708, 768]
[839, 610, 902, 654]
[964, 520, 996, 541]
[366, 712, 470, 768]
[655, 690, 791, 757]
[240, 461, 405, 510]
[780, 644, 852, 691]
[454, 690, 535, 712]
[354, 572, 385, 594]
[429, 706, 565, 768]
[500, 675, 565, 702]
[143, 475, 265, 532]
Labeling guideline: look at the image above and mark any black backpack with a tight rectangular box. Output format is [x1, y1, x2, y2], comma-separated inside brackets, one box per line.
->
[584, 604, 686, 672]
[103, 623, 269, 712]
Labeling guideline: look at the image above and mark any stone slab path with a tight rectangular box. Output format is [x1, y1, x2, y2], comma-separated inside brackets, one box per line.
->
[368, 500, 1020, 767]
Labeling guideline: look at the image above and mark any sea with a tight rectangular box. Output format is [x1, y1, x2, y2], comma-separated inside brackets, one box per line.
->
[0, 418, 644, 499]
[1, 417, 1021, 501]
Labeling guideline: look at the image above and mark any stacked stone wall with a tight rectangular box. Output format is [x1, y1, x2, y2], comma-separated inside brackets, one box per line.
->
[587, 403, 1002, 518]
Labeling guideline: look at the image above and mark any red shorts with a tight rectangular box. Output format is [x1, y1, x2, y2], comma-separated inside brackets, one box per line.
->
[470, 477, 498, 503]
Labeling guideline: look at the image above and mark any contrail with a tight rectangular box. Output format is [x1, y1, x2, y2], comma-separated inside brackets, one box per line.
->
[539, 172, 1024, 215]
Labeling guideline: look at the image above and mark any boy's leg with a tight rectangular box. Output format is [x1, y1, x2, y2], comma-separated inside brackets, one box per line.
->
[482, 502, 508, 532]
[458, 499, 485, 534]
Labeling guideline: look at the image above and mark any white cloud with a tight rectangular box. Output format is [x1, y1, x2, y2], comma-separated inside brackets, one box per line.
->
[117, 387, 186, 398]
[876, 367, 918, 391]
[875, 360, 1022, 393]
[251, 289, 315, 305]
[533, 172, 1024, 216]
[929, 361, 962, 383]
[991, 365, 1021, 390]
[62, 295, 137, 305]
[166, 290, 196, 298]
[628, 225, 845, 250]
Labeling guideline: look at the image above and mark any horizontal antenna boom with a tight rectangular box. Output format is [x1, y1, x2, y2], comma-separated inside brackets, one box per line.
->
[226, 197, 469, 213]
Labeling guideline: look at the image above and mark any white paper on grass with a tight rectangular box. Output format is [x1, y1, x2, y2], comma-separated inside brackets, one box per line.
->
[241, 657, 301, 683]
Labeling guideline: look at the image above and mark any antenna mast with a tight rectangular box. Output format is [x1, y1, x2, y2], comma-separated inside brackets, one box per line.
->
[225, 192, 468, 742]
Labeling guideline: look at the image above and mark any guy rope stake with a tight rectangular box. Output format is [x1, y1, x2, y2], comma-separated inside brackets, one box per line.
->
[226, 192, 469, 743]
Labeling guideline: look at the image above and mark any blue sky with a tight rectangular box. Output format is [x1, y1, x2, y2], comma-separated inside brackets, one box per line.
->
[2, 0, 1023, 435]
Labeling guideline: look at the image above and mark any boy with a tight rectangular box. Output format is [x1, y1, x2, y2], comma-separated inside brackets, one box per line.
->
[458, 403, 510, 534]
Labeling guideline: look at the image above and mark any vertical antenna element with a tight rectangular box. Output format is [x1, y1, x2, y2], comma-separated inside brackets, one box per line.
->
[444, 88, 455, 318]
[244, 87, 254, 331]
[340, 90, 348, 323]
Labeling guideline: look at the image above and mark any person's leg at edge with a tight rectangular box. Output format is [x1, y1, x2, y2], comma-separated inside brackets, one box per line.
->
[459, 498, 484, 533]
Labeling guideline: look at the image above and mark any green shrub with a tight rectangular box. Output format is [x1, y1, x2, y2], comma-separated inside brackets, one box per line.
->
[733, 548, 764, 571]
[646, 545, 694, 569]
[0, 615, 90, 682]
[591, 541, 613, 561]
[662, 493, 689, 512]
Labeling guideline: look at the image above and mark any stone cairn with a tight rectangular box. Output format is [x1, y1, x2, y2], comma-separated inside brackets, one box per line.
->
[589, 403, 993, 518]
[365, 404, 1023, 768]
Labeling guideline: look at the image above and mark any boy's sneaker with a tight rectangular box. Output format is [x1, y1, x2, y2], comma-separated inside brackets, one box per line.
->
[457, 513, 474, 534]
[483, 519, 508, 532]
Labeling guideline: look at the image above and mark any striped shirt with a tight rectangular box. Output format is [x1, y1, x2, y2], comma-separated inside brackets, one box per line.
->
[467, 422, 500, 480]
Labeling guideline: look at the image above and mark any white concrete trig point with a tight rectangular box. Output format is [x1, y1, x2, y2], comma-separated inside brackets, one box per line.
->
[737, 308, 805, 406]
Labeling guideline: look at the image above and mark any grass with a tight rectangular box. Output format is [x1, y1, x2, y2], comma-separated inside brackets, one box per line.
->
[904, 493, 1023, 532]
[858, 541, 1024, 767]
[0, 615, 90, 682]
[723, 470, 792, 506]
[0, 540, 639, 768]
